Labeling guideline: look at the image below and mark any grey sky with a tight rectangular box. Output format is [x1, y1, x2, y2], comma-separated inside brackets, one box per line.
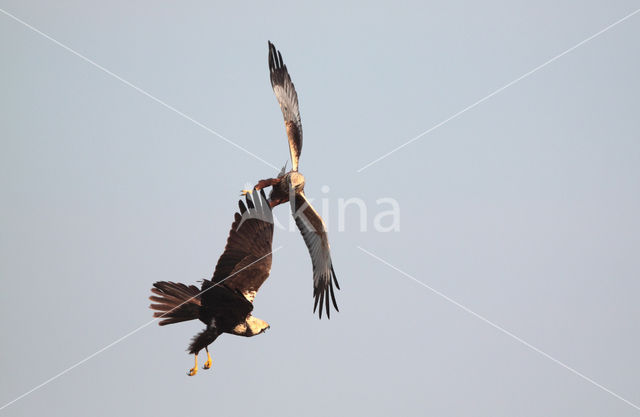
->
[1, 1, 639, 416]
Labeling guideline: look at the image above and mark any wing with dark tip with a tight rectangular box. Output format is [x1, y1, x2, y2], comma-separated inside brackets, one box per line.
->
[290, 191, 340, 319]
[206, 190, 274, 303]
[268, 41, 302, 171]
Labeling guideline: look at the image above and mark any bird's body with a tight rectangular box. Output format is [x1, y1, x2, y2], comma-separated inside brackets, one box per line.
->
[150, 191, 274, 375]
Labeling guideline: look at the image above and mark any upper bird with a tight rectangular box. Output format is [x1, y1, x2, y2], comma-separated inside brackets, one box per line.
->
[244, 41, 339, 319]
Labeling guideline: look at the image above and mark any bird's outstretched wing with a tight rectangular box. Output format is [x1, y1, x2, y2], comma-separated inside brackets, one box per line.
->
[291, 191, 340, 318]
[269, 41, 302, 171]
[207, 190, 274, 303]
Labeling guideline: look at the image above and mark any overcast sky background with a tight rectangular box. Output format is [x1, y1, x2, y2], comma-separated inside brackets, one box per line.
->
[1, 1, 640, 416]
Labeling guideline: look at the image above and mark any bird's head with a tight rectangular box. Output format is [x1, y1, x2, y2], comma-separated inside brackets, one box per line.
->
[246, 315, 270, 336]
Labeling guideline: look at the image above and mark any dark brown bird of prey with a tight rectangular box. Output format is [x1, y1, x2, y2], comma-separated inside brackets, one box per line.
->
[149, 191, 274, 376]
[243, 41, 339, 319]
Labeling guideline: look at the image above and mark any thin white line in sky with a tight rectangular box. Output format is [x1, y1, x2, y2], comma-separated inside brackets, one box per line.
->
[357, 246, 640, 412]
[0, 7, 279, 171]
[357, 7, 640, 172]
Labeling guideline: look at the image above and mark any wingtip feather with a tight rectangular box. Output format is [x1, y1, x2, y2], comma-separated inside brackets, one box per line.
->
[329, 281, 339, 312]
[331, 264, 340, 290]
[325, 287, 331, 319]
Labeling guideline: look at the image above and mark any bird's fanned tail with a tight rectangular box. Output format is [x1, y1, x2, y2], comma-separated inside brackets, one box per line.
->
[149, 281, 201, 325]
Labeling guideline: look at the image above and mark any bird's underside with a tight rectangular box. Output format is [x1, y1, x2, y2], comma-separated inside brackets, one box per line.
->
[150, 190, 274, 375]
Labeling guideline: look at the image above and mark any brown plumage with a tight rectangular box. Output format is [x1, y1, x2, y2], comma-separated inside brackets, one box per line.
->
[269, 41, 303, 171]
[149, 190, 274, 373]
[245, 42, 340, 319]
[150, 282, 201, 326]
[208, 195, 274, 302]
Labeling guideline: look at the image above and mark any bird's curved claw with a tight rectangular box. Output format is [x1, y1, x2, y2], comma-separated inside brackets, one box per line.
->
[203, 349, 212, 369]
[187, 354, 198, 376]
[240, 189, 252, 196]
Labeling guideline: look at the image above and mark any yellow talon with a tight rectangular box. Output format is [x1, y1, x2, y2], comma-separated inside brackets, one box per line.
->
[203, 348, 212, 370]
[240, 189, 252, 196]
[187, 355, 198, 376]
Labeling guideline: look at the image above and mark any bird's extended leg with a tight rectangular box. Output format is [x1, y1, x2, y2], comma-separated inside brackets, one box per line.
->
[203, 347, 212, 370]
[187, 327, 218, 376]
[241, 177, 282, 195]
[188, 354, 198, 376]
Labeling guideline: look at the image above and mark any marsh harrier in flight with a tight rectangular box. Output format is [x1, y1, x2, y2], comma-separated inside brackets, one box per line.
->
[244, 41, 340, 319]
[150, 191, 274, 375]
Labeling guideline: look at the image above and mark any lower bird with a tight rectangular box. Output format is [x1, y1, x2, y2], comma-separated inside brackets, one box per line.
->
[149, 190, 274, 376]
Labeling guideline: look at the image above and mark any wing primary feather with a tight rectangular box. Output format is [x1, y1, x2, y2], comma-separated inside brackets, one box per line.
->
[325, 283, 331, 319]
[318, 290, 325, 319]
[268, 41, 276, 69]
[331, 264, 340, 290]
[238, 200, 247, 213]
[245, 192, 255, 209]
[329, 280, 339, 312]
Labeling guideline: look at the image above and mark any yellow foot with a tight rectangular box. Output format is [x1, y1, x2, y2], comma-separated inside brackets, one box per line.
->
[187, 354, 198, 376]
[203, 349, 212, 369]
[240, 189, 252, 196]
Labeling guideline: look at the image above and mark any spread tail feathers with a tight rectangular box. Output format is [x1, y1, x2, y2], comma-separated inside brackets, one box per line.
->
[149, 281, 201, 325]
